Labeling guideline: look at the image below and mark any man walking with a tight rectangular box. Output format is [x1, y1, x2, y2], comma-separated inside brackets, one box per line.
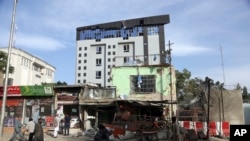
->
[25, 117, 35, 141]
[9, 115, 23, 141]
[53, 114, 60, 138]
[64, 114, 71, 136]
[33, 118, 44, 141]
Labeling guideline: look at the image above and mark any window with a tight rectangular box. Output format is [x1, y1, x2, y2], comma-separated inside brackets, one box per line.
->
[84, 66, 86, 70]
[78, 73, 81, 77]
[84, 47, 87, 50]
[96, 59, 102, 66]
[124, 45, 129, 52]
[124, 57, 129, 64]
[84, 53, 87, 57]
[78, 66, 81, 70]
[108, 58, 111, 62]
[96, 46, 102, 54]
[84, 60, 87, 63]
[79, 47, 82, 51]
[83, 73, 86, 76]
[108, 45, 111, 49]
[108, 52, 111, 55]
[113, 45, 116, 49]
[113, 51, 116, 55]
[130, 75, 155, 93]
[96, 71, 101, 79]
[78, 53, 82, 57]
[78, 60, 81, 64]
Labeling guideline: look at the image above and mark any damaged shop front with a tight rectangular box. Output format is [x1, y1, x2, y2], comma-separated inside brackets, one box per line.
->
[53, 85, 82, 128]
[79, 85, 171, 132]
[0, 85, 54, 128]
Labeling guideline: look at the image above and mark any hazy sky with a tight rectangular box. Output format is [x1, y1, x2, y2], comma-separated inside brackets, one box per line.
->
[0, 0, 249, 90]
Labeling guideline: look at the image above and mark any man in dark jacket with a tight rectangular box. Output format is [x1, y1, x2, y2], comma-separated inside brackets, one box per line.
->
[33, 118, 44, 141]
[64, 114, 71, 136]
[94, 124, 111, 141]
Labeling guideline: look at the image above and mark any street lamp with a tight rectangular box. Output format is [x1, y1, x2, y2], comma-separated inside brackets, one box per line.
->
[0, 0, 18, 140]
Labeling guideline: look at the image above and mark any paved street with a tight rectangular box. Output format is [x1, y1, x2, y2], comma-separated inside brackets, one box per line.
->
[2, 128, 94, 141]
[2, 133, 94, 141]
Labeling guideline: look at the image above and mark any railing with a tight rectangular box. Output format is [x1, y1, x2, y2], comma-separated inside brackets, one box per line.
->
[114, 54, 163, 67]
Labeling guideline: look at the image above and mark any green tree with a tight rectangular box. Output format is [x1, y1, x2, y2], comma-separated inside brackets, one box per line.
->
[0, 51, 14, 73]
[235, 83, 241, 90]
[175, 69, 204, 104]
[242, 86, 248, 99]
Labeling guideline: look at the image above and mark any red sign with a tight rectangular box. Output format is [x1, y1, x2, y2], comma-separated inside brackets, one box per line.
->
[0, 86, 21, 96]
[0, 99, 23, 107]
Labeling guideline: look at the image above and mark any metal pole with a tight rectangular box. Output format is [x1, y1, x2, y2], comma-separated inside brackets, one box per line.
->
[206, 77, 211, 140]
[167, 40, 174, 118]
[0, 0, 18, 139]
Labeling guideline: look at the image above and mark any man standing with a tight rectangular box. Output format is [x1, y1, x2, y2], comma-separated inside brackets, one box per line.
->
[64, 114, 71, 136]
[9, 115, 23, 141]
[33, 118, 44, 141]
[53, 114, 60, 138]
[25, 117, 35, 141]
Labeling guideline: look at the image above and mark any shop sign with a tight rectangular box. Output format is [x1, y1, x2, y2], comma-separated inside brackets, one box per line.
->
[0, 86, 53, 96]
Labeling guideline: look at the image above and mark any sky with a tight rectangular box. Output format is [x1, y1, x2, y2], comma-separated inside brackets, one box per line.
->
[0, 0, 249, 90]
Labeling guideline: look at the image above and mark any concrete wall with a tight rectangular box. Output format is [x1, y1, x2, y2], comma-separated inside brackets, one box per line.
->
[208, 90, 244, 124]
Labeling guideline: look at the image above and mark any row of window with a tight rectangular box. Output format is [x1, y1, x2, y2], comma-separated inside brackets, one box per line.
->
[79, 45, 130, 55]
[21, 57, 53, 77]
[78, 26, 159, 40]
[78, 44, 116, 51]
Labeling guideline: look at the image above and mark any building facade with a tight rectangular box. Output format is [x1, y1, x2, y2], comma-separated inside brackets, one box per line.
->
[76, 15, 170, 87]
[0, 47, 56, 85]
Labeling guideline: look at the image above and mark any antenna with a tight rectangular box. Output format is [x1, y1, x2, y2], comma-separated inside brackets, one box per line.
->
[220, 45, 226, 84]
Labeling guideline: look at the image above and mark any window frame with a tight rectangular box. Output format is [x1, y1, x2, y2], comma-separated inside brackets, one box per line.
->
[130, 75, 156, 94]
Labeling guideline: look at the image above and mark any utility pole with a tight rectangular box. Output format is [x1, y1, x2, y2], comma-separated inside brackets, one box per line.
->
[0, 0, 18, 140]
[164, 40, 174, 118]
[205, 77, 212, 140]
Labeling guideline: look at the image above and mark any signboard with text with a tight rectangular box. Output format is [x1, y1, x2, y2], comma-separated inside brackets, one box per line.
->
[0, 86, 53, 96]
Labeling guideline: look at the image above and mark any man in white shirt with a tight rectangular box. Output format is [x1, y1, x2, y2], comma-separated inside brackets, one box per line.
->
[25, 117, 35, 141]
[53, 114, 60, 138]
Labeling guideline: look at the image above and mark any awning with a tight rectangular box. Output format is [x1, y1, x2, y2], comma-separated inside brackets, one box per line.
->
[79, 99, 177, 106]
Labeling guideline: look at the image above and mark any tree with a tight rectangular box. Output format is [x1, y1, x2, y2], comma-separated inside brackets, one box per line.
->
[175, 69, 204, 104]
[0, 51, 14, 74]
[242, 86, 248, 99]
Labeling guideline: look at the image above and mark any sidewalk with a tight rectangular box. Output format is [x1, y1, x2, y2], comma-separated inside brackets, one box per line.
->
[2, 128, 94, 141]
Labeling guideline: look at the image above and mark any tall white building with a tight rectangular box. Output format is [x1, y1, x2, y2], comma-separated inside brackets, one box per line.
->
[0, 47, 56, 85]
[76, 15, 170, 86]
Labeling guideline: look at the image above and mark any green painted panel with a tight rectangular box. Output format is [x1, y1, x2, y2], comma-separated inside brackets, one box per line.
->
[20, 86, 53, 96]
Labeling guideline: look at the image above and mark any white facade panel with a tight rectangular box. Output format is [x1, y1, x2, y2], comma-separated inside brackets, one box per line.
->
[0, 47, 56, 85]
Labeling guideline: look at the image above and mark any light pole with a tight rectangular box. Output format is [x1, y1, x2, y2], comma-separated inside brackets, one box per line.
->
[205, 77, 212, 140]
[165, 40, 174, 118]
[0, 0, 18, 139]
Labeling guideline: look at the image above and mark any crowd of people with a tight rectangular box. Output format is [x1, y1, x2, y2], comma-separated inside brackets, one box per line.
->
[9, 116, 44, 141]
[8, 114, 188, 141]
[8, 113, 73, 141]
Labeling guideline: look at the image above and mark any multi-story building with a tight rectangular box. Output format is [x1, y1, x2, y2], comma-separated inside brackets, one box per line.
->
[0, 47, 56, 85]
[76, 14, 170, 86]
